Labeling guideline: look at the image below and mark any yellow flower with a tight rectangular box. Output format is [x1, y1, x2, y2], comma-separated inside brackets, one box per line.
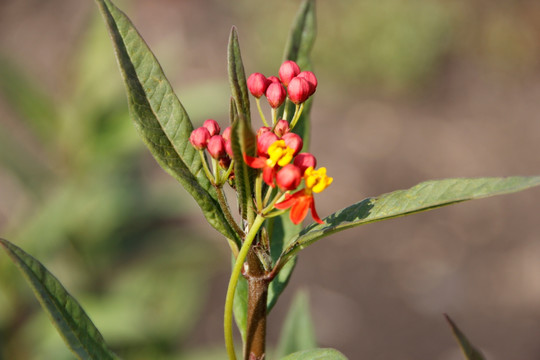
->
[304, 167, 333, 194]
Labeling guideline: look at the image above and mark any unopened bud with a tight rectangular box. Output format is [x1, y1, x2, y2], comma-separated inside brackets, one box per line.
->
[287, 77, 311, 105]
[219, 157, 231, 169]
[297, 71, 318, 96]
[247, 73, 269, 98]
[189, 127, 211, 150]
[203, 119, 221, 136]
[274, 119, 290, 137]
[282, 132, 303, 156]
[276, 164, 302, 191]
[257, 131, 279, 156]
[257, 126, 272, 137]
[222, 126, 232, 142]
[267, 76, 281, 84]
[225, 139, 234, 158]
[293, 153, 317, 174]
[265, 82, 287, 109]
[207, 135, 226, 159]
[279, 60, 300, 87]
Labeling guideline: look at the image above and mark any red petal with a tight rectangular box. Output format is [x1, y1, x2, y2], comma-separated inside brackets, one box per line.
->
[309, 197, 323, 224]
[275, 193, 294, 210]
[289, 195, 311, 225]
[262, 166, 276, 187]
[243, 153, 266, 169]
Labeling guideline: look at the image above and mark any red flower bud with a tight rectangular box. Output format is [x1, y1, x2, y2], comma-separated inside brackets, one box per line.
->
[267, 76, 281, 84]
[247, 73, 269, 98]
[279, 60, 300, 87]
[225, 139, 234, 158]
[293, 153, 317, 174]
[265, 82, 287, 108]
[222, 126, 232, 142]
[287, 77, 311, 105]
[257, 131, 278, 156]
[274, 119, 290, 138]
[189, 127, 211, 150]
[219, 157, 231, 169]
[276, 164, 302, 191]
[207, 135, 226, 159]
[297, 71, 318, 96]
[257, 126, 272, 137]
[282, 132, 303, 155]
[203, 119, 221, 136]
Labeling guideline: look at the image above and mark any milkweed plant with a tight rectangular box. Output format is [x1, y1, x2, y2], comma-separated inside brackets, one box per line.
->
[1, 1, 539, 359]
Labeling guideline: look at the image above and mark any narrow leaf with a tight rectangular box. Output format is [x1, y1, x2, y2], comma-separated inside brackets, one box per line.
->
[232, 272, 248, 342]
[95, 0, 239, 244]
[278, 176, 540, 267]
[445, 314, 486, 360]
[275, 290, 317, 358]
[280, 0, 317, 149]
[0, 238, 118, 360]
[228, 27, 251, 126]
[281, 348, 348, 360]
[229, 98, 256, 223]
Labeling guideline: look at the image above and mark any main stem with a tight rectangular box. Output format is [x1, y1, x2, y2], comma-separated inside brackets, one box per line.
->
[224, 214, 266, 360]
[244, 248, 269, 360]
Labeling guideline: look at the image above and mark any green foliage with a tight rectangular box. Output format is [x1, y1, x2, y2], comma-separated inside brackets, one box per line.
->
[277, 176, 540, 268]
[280, 348, 348, 360]
[95, 0, 240, 246]
[275, 290, 317, 358]
[445, 315, 486, 360]
[0, 238, 118, 360]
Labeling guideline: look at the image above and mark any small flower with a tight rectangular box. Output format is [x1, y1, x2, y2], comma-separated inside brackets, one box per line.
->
[244, 139, 295, 186]
[274, 119, 290, 137]
[266, 82, 287, 108]
[189, 127, 211, 150]
[203, 119, 221, 136]
[294, 153, 317, 174]
[282, 133, 303, 156]
[287, 77, 311, 104]
[207, 135, 227, 159]
[279, 60, 300, 86]
[275, 166, 333, 224]
[296, 71, 318, 96]
[276, 164, 302, 191]
[247, 73, 269, 98]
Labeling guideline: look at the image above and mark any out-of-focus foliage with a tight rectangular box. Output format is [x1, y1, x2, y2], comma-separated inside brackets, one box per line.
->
[0, 13, 226, 360]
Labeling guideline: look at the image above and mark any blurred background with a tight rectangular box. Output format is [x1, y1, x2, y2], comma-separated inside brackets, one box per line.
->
[1, 0, 540, 359]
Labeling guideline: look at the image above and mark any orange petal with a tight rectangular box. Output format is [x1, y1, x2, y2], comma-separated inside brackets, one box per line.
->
[309, 197, 323, 224]
[243, 153, 266, 169]
[289, 195, 311, 225]
[262, 166, 276, 187]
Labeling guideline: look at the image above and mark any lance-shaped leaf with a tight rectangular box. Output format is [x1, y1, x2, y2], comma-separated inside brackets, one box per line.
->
[281, 348, 348, 360]
[229, 98, 256, 223]
[445, 314, 486, 360]
[0, 238, 119, 360]
[280, 0, 316, 149]
[95, 0, 239, 244]
[277, 176, 540, 268]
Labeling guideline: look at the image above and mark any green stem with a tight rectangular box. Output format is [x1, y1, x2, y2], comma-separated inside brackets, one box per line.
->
[224, 214, 266, 360]
[216, 186, 245, 241]
[255, 176, 263, 212]
[290, 103, 305, 130]
[199, 150, 215, 184]
[256, 98, 268, 127]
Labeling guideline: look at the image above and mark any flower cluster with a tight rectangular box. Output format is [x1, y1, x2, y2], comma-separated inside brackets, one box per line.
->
[189, 119, 234, 186]
[247, 60, 317, 128]
[188, 60, 331, 226]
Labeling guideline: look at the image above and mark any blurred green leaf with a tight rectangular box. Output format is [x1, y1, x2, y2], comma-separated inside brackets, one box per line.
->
[0, 238, 118, 360]
[445, 314, 486, 360]
[275, 290, 316, 358]
[95, 0, 240, 245]
[281, 348, 348, 360]
[278, 176, 540, 267]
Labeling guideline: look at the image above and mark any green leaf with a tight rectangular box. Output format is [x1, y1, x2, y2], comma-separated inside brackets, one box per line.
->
[281, 348, 348, 360]
[280, 0, 317, 149]
[95, 0, 239, 245]
[445, 314, 486, 360]
[232, 272, 248, 342]
[277, 176, 540, 268]
[0, 238, 119, 360]
[275, 290, 317, 358]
